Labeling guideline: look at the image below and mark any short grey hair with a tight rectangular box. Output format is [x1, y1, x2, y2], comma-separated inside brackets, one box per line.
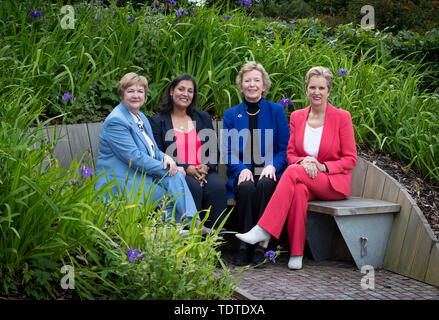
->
[236, 61, 271, 98]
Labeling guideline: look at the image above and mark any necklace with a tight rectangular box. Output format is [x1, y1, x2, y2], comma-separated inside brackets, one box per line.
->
[246, 109, 260, 116]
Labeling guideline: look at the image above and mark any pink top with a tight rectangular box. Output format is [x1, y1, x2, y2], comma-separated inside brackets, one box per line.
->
[174, 128, 202, 166]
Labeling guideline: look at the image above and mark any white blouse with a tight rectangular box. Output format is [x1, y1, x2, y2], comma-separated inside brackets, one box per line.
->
[130, 112, 156, 158]
[303, 123, 323, 158]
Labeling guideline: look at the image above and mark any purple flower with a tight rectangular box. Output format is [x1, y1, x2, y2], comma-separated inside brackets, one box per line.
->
[436, 93, 439, 99]
[222, 15, 233, 20]
[78, 166, 94, 179]
[29, 10, 43, 19]
[126, 248, 144, 263]
[279, 98, 294, 108]
[127, 16, 136, 23]
[62, 92, 76, 102]
[338, 69, 349, 76]
[66, 178, 81, 188]
[176, 7, 189, 17]
[240, 0, 252, 8]
[165, 0, 177, 6]
[264, 250, 276, 263]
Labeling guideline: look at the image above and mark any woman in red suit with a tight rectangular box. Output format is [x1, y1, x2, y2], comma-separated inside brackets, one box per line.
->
[236, 66, 357, 269]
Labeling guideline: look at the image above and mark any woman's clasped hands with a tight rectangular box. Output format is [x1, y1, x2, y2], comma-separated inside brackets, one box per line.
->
[300, 156, 327, 179]
[186, 164, 209, 186]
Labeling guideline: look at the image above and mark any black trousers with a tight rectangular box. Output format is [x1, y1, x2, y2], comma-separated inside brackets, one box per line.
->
[185, 171, 227, 229]
[234, 176, 277, 234]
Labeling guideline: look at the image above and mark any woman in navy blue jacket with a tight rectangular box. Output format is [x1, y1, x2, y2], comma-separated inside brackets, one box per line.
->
[222, 62, 290, 266]
[150, 74, 227, 230]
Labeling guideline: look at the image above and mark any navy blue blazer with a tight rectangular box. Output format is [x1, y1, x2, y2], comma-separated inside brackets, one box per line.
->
[149, 110, 219, 172]
[222, 99, 290, 198]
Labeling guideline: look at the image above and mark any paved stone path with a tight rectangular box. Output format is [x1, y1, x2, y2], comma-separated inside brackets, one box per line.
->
[224, 253, 439, 300]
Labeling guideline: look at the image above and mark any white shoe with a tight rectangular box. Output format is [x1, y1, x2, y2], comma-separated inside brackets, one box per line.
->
[288, 256, 303, 270]
[235, 225, 271, 248]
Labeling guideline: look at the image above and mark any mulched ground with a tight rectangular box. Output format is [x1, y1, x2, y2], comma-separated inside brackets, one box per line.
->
[358, 147, 439, 240]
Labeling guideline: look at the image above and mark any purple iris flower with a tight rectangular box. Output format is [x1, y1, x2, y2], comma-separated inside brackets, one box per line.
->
[29, 10, 43, 19]
[126, 248, 144, 263]
[279, 98, 294, 108]
[240, 0, 252, 8]
[78, 166, 94, 179]
[166, 0, 177, 6]
[264, 250, 276, 263]
[436, 93, 439, 99]
[338, 69, 349, 76]
[127, 17, 136, 23]
[176, 7, 189, 17]
[62, 92, 76, 102]
[66, 178, 81, 188]
[222, 15, 233, 20]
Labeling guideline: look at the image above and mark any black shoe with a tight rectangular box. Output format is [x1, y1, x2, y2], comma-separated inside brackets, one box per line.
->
[233, 249, 249, 266]
[251, 247, 266, 267]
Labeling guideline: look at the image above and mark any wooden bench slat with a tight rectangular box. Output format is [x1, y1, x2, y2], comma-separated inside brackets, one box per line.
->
[67, 123, 91, 166]
[362, 164, 386, 199]
[350, 157, 368, 197]
[383, 189, 414, 271]
[49, 125, 73, 168]
[307, 197, 400, 216]
[87, 122, 103, 168]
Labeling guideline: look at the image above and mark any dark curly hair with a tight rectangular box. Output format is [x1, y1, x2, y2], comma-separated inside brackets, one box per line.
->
[159, 74, 198, 116]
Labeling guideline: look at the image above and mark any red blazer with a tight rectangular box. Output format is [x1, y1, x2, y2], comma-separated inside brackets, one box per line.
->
[286, 102, 357, 197]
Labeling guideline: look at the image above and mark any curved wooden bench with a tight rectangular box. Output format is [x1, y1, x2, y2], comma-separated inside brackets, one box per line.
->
[214, 120, 438, 284]
[352, 157, 439, 286]
[38, 121, 438, 287]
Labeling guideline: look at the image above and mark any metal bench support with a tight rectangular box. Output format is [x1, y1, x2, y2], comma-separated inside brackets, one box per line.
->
[305, 197, 400, 269]
[334, 213, 394, 269]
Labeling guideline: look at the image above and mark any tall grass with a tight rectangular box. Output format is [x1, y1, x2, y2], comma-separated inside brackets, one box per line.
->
[0, 83, 238, 300]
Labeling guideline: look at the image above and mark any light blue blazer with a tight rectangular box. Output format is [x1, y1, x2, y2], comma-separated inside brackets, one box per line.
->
[95, 102, 169, 201]
[95, 102, 199, 225]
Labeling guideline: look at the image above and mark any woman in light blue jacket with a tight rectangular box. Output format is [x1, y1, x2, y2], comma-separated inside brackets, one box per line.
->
[95, 72, 201, 227]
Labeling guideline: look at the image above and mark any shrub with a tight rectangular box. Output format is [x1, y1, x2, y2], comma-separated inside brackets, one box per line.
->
[253, 0, 314, 20]
[343, 0, 439, 32]
[304, 0, 348, 15]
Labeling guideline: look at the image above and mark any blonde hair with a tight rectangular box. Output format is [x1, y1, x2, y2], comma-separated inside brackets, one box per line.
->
[117, 72, 148, 100]
[236, 61, 271, 98]
[305, 66, 333, 92]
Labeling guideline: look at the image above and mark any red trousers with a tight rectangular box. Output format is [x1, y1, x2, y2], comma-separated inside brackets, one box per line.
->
[258, 164, 345, 256]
